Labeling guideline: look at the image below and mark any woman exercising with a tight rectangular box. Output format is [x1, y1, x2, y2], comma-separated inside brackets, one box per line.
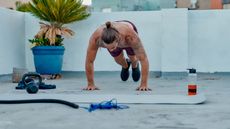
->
[85, 21, 151, 91]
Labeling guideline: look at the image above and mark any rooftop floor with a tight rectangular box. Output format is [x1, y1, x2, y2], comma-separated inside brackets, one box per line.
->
[0, 72, 230, 129]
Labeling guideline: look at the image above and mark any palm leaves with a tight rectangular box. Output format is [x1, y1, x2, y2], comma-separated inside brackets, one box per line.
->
[16, 0, 90, 45]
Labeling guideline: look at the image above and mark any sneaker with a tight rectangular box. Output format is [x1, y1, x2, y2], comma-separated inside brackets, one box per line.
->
[132, 62, 140, 82]
[120, 59, 131, 81]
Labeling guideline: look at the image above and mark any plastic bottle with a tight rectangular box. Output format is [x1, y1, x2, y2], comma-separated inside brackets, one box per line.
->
[187, 68, 197, 95]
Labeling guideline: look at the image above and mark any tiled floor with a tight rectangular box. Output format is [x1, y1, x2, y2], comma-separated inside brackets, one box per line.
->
[0, 72, 229, 129]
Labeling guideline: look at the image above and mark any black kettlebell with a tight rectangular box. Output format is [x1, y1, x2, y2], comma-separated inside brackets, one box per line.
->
[22, 73, 42, 94]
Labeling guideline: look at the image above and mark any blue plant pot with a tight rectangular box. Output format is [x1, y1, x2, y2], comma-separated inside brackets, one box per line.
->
[31, 46, 65, 74]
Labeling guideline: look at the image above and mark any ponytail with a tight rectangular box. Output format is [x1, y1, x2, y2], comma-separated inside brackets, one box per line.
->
[102, 21, 119, 44]
[105, 21, 112, 29]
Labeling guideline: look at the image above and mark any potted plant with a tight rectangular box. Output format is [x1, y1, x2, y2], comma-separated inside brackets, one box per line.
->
[16, 0, 90, 75]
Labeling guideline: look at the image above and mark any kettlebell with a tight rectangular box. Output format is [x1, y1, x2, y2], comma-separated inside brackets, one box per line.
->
[21, 73, 42, 94]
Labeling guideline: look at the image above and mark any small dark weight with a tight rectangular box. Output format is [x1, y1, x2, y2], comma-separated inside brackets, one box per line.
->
[21, 73, 42, 94]
[24, 78, 34, 84]
[26, 81, 39, 94]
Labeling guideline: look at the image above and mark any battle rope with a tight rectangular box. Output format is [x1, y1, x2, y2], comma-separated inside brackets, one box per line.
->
[0, 99, 79, 109]
[0, 99, 129, 111]
[81, 98, 129, 112]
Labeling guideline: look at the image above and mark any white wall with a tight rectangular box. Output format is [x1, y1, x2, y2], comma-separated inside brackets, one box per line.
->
[161, 9, 188, 72]
[0, 8, 25, 75]
[189, 10, 230, 72]
[1, 8, 230, 74]
[25, 11, 163, 72]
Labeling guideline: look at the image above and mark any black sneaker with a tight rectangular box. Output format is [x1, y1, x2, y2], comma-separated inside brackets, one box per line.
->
[120, 59, 131, 81]
[132, 62, 140, 82]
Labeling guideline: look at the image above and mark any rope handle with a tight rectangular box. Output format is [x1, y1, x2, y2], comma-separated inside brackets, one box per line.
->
[81, 98, 129, 112]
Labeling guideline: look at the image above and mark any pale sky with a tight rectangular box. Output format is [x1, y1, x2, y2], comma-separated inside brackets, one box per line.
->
[83, 0, 91, 5]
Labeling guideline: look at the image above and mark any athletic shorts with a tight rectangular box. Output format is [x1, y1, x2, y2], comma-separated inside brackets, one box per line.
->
[108, 20, 138, 57]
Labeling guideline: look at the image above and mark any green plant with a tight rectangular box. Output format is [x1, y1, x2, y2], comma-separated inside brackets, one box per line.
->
[16, 0, 90, 47]
[28, 35, 64, 47]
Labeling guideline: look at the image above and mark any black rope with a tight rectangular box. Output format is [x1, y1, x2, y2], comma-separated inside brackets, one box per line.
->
[0, 99, 79, 109]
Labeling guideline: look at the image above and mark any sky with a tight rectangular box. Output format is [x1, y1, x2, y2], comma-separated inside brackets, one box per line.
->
[83, 0, 91, 5]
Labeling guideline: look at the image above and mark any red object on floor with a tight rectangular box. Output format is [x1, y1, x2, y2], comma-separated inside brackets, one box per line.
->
[188, 85, 197, 96]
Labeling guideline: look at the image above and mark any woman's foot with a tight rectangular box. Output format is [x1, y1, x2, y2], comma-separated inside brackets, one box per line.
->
[132, 62, 140, 82]
[120, 59, 131, 81]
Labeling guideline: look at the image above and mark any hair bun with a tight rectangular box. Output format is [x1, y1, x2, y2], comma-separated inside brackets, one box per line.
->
[105, 21, 111, 28]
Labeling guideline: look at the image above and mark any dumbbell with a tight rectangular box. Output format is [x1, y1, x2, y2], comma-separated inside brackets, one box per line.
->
[21, 73, 42, 94]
